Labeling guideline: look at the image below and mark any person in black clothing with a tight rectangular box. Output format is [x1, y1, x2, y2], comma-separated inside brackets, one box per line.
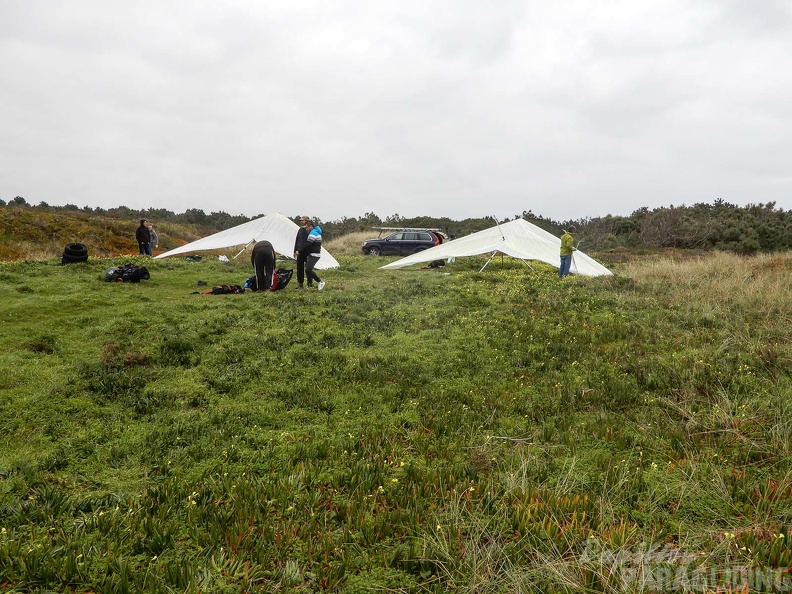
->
[293, 215, 310, 289]
[136, 219, 150, 255]
[251, 240, 276, 291]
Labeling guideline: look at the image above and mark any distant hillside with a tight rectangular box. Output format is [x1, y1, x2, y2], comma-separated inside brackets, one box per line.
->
[0, 207, 211, 261]
[0, 199, 789, 262]
[0, 203, 562, 262]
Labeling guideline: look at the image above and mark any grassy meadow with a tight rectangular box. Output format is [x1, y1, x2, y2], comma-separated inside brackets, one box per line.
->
[0, 246, 791, 593]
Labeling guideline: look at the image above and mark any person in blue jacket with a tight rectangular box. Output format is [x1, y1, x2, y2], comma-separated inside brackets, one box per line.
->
[298, 220, 325, 290]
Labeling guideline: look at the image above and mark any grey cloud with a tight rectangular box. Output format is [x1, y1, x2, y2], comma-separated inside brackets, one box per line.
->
[1, 0, 790, 221]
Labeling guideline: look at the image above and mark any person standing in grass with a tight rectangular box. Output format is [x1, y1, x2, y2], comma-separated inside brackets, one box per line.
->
[293, 215, 310, 289]
[136, 219, 150, 255]
[147, 224, 159, 255]
[251, 240, 276, 291]
[299, 220, 325, 290]
[559, 225, 576, 278]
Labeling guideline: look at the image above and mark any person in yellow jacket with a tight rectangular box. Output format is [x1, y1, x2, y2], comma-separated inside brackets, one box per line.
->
[559, 225, 576, 278]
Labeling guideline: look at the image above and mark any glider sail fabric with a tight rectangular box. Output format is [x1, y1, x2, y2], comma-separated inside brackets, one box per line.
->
[379, 219, 612, 277]
[154, 212, 340, 269]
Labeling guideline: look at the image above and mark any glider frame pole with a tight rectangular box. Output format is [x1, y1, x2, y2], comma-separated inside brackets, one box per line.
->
[479, 252, 498, 273]
[233, 239, 256, 259]
[478, 253, 535, 273]
[481, 216, 507, 273]
[520, 259, 536, 272]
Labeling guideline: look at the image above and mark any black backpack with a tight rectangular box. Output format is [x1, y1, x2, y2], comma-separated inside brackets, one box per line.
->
[105, 264, 150, 283]
[272, 268, 293, 291]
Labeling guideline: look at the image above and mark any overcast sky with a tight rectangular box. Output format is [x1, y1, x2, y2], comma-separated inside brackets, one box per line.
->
[2, 1, 791, 222]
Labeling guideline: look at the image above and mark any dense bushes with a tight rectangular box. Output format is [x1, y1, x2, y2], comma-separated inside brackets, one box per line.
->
[580, 200, 792, 253]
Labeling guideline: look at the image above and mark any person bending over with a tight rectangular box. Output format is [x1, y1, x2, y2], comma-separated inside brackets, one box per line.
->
[251, 240, 276, 291]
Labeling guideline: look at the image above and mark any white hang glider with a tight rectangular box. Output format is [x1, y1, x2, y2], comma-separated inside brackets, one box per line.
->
[154, 212, 340, 269]
[379, 218, 612, 277]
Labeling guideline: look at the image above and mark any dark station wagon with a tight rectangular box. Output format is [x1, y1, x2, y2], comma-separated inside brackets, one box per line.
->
[361, 228, 447, 256]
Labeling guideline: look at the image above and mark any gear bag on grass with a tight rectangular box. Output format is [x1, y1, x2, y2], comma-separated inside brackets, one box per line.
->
[203, 285, 245, 295]
[105, 264, 150, 283]
[244, 268, 293, 292]
[272, 268, 293, 291]
[244, 276, 258, 291]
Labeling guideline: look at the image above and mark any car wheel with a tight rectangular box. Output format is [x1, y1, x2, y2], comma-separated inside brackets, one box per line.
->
[368, 247, 381, 256]
[413, 247, 427, 254]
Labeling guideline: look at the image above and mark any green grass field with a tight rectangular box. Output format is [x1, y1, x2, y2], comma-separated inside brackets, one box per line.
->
[0, 250, 790, 593]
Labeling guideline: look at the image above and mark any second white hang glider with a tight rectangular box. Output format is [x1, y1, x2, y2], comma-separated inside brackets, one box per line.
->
[379, 218, 612, 277]
[154, 212, 340, 269]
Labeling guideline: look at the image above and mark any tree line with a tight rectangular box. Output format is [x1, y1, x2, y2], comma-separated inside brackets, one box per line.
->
[571, 200, 791, 254]
[2, 195, 790, 254]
